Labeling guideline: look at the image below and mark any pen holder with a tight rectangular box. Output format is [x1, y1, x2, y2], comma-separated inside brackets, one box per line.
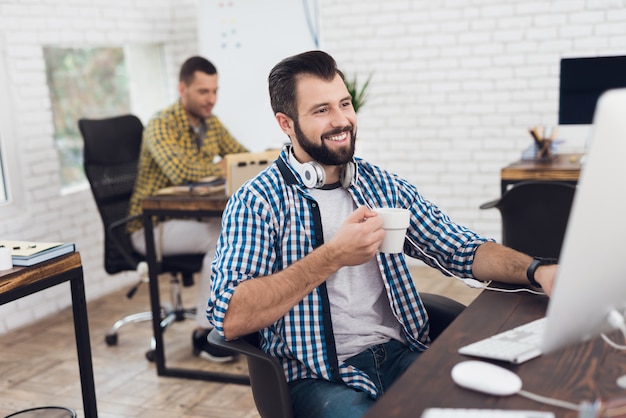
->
[535, 139, 555, 161]
[529, 126, 557, 162]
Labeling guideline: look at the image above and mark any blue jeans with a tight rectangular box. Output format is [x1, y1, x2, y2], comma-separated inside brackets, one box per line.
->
[288, 340, 421, 418]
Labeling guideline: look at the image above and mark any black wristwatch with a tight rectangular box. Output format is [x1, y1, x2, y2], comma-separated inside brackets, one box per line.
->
[526, 257, 557, 288]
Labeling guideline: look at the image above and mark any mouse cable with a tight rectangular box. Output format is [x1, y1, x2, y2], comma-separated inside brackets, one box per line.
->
[521, 388, 626, 416]
[404, 236, 546, 296]
[356, 197, 544, 295]
[600, 309, 626, 350]
[517, 389, 580, 411]
[517, 311, 626, 413]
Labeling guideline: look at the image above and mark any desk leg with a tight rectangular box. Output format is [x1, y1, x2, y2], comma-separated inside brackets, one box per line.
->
[69, 267, 98, 418]
[142, 213, 249, 385]
[143, 215, 167, 375]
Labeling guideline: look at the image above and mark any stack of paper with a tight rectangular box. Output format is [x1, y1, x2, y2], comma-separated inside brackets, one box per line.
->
[156, 177, 226, 196]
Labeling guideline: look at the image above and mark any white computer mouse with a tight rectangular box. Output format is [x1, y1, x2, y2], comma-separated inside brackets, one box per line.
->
[451, 360, 522, 396]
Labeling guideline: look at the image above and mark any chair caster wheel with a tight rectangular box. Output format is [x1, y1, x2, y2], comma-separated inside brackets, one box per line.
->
[105, 334, 118, 346]
[145, 350, 155, 362]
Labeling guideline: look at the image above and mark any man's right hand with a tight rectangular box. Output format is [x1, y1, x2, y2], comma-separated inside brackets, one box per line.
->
[326, 206, 385, 267]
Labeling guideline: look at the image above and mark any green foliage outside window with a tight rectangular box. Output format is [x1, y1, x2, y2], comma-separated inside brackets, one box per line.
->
[44, 47, 131, 188]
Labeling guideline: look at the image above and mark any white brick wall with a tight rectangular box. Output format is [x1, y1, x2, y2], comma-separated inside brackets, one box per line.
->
[0, 0, 197, 335]
[0, 0, 625, 334]
[318, 0, 626, 236]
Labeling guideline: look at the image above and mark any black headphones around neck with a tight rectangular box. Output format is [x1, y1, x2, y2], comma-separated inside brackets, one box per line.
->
[288, 149, 356, 189]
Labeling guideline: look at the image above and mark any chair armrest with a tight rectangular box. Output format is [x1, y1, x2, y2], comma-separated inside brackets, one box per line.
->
[479, 198, 500, 210]
[107, 213, 143, 270]
[207, 328, 268, 360]
[108, 213, 142, 236]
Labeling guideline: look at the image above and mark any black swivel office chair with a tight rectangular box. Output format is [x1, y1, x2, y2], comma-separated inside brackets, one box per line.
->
[79, 114, 204, 360]
[480, 181, 577, 259]
[208, 292, 465, 418]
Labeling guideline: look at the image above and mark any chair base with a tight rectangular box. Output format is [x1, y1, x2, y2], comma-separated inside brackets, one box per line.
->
[145, 307, 196, 362]
[5, 406, 77, 417]
[104, 272, 197, 361]
[105, 311, 153, 345]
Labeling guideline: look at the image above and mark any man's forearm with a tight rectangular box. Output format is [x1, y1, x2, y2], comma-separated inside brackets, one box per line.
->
[222, 244, 342, 339]
[472, 242, 532, 285]
[472, 242, 556, 295]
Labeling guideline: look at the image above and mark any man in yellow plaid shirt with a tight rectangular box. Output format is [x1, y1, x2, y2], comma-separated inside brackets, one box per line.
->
[128, 56, 248, 362]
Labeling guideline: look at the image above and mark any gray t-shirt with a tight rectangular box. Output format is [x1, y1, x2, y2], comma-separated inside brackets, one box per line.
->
[309, 184, 404, 362]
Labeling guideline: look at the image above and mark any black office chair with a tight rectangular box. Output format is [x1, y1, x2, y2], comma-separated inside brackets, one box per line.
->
[208, 292, 465, 418]
[79, 114, 204, 360]
[480, 181, 577, 259]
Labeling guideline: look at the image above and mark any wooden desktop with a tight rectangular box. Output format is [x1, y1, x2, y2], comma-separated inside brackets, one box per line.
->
[364, 284, 626, 418]
[500, 153, 583, 195]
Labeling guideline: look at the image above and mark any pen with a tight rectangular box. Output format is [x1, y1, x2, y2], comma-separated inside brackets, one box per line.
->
[529, 128, 542, 148]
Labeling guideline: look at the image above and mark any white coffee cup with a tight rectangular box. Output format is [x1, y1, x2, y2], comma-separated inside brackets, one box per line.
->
[0, 246, 12, 270]
[374, 208, 410, 253]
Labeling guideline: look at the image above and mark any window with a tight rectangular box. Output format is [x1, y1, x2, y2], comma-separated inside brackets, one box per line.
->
[44, 47, 132, 189]
[43, 44, 168, 191]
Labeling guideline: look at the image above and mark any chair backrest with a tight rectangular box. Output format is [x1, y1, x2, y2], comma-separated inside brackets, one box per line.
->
[242, 333, 293, 418]
[208, 329, 294, 418]
[481, 181, 577, 259]
[420, 292, 465, 341]
[78, 114, 144, 274]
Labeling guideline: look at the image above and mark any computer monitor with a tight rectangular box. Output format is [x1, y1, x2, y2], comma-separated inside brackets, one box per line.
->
[559, 55, 626, 125]
[541, 88, 626, 354]
[557, 56, 626, 152]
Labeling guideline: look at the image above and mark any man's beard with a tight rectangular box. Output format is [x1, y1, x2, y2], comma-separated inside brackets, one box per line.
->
[187, 107, 204, 122]
[183, 92, 213, 122]
[293, 120, 356, 166]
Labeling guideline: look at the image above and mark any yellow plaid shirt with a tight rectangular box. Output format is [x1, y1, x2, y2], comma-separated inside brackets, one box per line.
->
[127, 100, 248, 232]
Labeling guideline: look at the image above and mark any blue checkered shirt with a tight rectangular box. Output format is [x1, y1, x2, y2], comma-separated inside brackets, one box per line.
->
[208, 147, 490, 398]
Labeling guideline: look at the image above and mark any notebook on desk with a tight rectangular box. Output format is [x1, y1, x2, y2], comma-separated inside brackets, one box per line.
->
[458, 88, 626, 364]
[0, 240, 76, 267]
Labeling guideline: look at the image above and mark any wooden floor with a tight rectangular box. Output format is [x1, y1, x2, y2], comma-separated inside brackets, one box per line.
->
[0, 265, 482, 417]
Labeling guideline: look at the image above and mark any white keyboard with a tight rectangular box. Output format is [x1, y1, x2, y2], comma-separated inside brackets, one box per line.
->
[458, 317, 546, 364]
[421, 408, 555, 418]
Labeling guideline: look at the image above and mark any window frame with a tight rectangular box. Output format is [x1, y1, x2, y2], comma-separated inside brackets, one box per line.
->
[43, 43, 168, 192]
[0, 46, 23, 212]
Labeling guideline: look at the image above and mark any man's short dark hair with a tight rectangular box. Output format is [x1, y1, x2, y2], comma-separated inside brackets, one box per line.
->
[179, 56, 217, 84]
[268, 50, 345, 120]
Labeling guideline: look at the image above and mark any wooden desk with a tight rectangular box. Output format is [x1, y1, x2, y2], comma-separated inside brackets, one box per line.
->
[501, 153, 583, 194]
[364, 286, 626, 418]
[0, 252, 98, 417]
[141, 192, 249, 385]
